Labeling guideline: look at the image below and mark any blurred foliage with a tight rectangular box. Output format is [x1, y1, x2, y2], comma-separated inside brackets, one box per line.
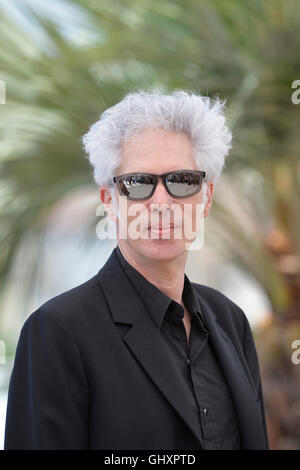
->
[0, 0, 300, 448]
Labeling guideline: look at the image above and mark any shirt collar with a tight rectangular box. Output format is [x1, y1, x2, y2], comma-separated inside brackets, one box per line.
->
[115, 244, 204, 330]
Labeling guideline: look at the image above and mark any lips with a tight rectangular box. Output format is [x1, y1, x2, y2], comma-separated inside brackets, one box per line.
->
[148, 225, 174, 230]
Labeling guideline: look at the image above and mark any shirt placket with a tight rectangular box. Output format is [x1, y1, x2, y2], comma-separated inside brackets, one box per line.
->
[188, 317, 221, 450]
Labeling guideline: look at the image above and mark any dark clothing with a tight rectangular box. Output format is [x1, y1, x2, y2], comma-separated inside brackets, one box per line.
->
[115, 245, 242, 449]
[4, 246, 269, 450]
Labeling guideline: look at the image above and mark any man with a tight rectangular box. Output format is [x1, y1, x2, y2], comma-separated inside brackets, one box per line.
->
[4, 89, 269, 450]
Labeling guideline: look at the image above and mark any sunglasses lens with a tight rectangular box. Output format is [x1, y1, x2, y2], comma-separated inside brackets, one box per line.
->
[165, 171, 202, 197]
[119, 174, 155, 199]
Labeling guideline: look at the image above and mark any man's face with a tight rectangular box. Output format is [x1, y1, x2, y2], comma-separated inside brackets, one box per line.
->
[101, 128, 213, 263]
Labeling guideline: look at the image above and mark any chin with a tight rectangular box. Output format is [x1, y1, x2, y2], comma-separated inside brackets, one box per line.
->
[137, 238, 186, 261]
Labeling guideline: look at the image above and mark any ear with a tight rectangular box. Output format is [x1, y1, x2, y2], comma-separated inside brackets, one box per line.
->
[203, 181, 214, 218]
[100, 186, 117, 222]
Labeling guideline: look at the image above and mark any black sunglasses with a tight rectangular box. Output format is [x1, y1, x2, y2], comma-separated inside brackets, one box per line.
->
[112, 169, 206, 200]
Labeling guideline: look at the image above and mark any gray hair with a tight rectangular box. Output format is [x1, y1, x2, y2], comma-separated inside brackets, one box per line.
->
[81, 88, 232, 189]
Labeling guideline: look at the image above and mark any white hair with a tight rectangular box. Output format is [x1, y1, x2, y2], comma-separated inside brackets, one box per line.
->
[81, 88, 232, 189]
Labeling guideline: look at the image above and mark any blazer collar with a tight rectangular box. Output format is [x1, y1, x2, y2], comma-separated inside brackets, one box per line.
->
[97, 247, 268, 449]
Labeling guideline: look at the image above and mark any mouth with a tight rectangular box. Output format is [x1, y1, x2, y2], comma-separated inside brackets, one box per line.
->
[148, 224, 175, 230]
[148, 225, 176, 236]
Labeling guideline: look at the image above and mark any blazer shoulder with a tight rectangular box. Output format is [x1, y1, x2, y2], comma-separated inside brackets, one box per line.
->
[23, 273, 104, 332]
[191, 282, 242, 310]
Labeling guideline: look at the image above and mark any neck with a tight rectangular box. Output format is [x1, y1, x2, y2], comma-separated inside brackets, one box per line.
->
[117, 242, 187, 306]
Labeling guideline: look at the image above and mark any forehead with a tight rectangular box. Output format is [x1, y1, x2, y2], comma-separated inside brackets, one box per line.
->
[119, 128, 196, 173]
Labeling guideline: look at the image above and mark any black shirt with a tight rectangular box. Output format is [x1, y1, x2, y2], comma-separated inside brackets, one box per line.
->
[115, 245, 242, 450]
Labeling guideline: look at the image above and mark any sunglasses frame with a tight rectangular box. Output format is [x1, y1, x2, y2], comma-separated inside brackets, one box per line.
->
[112, 169, 206, 200]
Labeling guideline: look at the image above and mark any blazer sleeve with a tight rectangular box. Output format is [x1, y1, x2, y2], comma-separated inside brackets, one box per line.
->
[242, 310, 269, 449]
[4, 308, 89, 450]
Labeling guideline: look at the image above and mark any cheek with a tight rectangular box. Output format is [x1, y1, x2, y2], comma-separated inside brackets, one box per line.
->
[176, 201, 197, 223]
[117, 201, 150, 239]
[178, 200, 203, 239]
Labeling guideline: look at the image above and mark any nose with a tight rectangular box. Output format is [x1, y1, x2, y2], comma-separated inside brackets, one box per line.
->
[149, 178, 172, 206]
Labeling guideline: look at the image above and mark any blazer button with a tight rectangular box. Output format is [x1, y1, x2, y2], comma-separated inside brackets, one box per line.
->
[203, 408, 208, 415]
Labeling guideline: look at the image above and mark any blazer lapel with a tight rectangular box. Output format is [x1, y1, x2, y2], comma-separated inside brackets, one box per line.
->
[98, 249, 204, 448]
[195, 291, 268, 449]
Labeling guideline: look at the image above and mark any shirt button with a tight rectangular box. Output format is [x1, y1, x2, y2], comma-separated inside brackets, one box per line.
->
[203, 408, 208, 415]
[187, 358, 190, 365]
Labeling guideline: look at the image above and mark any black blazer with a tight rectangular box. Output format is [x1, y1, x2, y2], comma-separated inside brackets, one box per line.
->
[5, 247, 269, 450]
